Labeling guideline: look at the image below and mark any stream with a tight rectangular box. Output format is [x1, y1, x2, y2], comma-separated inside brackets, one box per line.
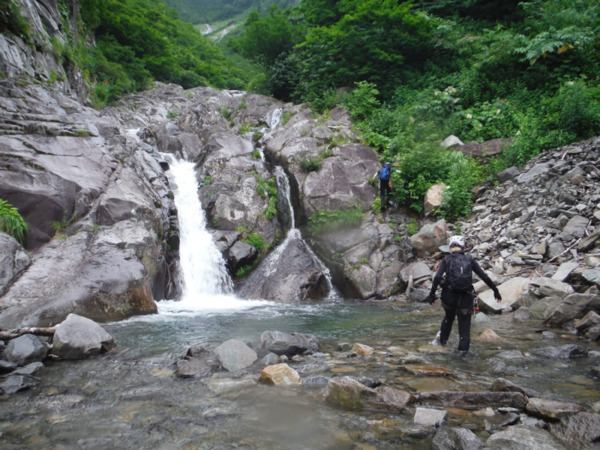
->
[1, 302, 598, 449]
[0, 152, 598, 449]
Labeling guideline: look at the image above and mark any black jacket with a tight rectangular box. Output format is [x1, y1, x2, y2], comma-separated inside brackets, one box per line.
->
[429, 252, 498, 309]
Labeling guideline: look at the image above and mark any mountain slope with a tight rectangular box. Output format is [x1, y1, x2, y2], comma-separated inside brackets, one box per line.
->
[161, 0, 298, 24]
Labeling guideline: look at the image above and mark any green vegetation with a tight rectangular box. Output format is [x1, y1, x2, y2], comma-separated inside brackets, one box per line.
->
[162, 0, 298, 25]
[406, 218, 420, 236]
[252, 171, 278, 219]
[0, 0, 30, 41]
[226, 0, 600, 220]
[77, 0, 249, 107]
[0, 199, 28, 244]
[51, 214, 69, 234]
[307, 208, 363, 235]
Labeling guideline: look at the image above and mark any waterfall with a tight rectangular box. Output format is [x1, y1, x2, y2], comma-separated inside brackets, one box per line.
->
[268, 166, 340, 299]
[159, 155, 266, 313]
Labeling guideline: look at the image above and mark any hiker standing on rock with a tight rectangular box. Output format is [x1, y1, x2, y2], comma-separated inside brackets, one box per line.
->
[425, 235, 502, 353]
[374, 162, 399, 212]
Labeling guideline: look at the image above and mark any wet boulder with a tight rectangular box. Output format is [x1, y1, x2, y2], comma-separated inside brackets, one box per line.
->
[484, 424, 567, 449]
[259, 330, 319, 357]
[51, 314, 116, 360]
[214, 339, 258, 372]
[309, 215, 408, 299]
[0, 230, 158, 328]
[432, 426, 484, 450]
[415, 391, 527, 410]
[326, 376, 412, 412]
[2, 334, 48, 366]
[550, 412, 600, 448]
[0, 362, 44, 395]
[526, 397, 585, 420]
[258, 363, 301, 386]
[530, 344, 588, 361]
[414, 407, 447, 427]
[236, 235, 328, 302]
[175, 345, 220, 379]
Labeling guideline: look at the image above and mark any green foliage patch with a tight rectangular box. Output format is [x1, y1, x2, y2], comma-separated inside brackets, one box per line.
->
[0, 199, 28, 244]
[78, 0, 249, 107]
[224, 0, 600, 221]
[307, 208, 363, 235]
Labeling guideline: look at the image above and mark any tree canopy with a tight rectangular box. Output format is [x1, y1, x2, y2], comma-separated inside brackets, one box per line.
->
[79, 0, 249, 105]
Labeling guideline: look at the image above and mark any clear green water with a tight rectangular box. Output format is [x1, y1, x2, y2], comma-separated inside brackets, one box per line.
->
[0, 300, 598, 449]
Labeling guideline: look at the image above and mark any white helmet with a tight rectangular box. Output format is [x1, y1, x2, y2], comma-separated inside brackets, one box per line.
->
[448, 235, 466, 248]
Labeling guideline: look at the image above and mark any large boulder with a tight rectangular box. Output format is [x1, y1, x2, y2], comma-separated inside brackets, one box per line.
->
[213, 339, 258, 372]
[259, 330, 319, 357]
[424, 182, 446, 217]
[51, 314, 116, 360]
[237, 233, 329, 302]
[479, 277, 531, 313]
[258, 363, 301, 386]
[308, 215, 409, 299]
[0, 229, 158, 328]
[411, 219, 448, 258]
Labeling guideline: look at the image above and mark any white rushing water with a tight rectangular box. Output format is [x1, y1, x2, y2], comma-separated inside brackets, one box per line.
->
[264, 166, 340, 298]
[158, 156, 267, 313]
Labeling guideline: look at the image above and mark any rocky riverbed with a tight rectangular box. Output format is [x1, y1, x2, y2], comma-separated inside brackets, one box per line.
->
[1, 301, 599, 449]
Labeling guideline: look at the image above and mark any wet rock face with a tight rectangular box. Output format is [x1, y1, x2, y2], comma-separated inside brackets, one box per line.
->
[0, 2, 177, 327]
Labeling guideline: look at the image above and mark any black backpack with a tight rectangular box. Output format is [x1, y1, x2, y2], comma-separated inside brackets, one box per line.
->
[445, 253, 473, 293]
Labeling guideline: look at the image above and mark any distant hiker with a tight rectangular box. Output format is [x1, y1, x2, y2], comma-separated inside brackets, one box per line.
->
[425, 235, 502, 353]
[375, 162, 398, 212]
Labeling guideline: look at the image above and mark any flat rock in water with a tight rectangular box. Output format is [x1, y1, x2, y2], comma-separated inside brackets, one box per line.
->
[484, 424, 567, 449]
[526, 397, 585, 420]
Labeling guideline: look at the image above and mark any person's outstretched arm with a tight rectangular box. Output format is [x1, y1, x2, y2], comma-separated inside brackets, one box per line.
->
[472, 259, 502, 302]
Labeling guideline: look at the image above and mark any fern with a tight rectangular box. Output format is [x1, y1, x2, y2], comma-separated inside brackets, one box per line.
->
[0, 199, 28, 243]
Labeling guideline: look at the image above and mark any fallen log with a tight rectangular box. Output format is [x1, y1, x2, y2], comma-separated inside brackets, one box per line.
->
[0, 326, 56, 340]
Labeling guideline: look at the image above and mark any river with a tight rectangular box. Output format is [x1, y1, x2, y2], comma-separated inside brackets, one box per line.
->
[0, 155, 598, 449]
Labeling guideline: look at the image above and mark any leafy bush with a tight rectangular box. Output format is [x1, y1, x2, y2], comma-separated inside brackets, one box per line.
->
[0, 0, 30, 40]
[299, 157, 322, 172]
[342, 81, 381, 122]
[0, 199, 28, 243]
[244, 233, 265, 252]
[547, 79, 600, 139]
[307, 208, 363, 235]
[252, 172, 278, 219]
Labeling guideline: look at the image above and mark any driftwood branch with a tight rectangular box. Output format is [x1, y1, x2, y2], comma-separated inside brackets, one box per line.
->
[547, 238, 582, 263]
[0, 326, 56, 340]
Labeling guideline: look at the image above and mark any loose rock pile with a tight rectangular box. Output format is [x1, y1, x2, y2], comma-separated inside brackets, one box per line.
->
[411, 137, 600, 340]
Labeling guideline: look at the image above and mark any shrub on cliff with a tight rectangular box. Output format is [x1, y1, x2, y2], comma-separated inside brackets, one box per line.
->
[0, 199, 28, 244]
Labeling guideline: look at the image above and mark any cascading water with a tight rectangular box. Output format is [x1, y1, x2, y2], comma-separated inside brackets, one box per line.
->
[266, 166, 340, 298]
[159, 155, 266, 313]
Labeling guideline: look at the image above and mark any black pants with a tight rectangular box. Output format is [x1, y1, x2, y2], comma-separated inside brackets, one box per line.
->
[439, 306, 472, 351]
[379, 179, 391, 208]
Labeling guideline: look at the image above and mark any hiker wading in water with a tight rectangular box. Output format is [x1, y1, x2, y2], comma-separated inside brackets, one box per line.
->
[425, 236, 502, 353]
